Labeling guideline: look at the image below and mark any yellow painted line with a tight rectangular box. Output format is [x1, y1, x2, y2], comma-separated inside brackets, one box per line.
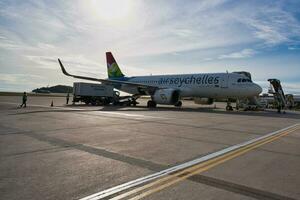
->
[129, 127, 298, 200]
[111, 126, 299, 200]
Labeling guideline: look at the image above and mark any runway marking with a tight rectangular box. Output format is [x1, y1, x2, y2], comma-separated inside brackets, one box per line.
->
[0, 101, 165, 119]
[125, 126, 298, 200]
[80, 123, 299, 200]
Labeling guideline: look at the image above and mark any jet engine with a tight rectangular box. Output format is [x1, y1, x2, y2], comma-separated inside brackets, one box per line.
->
[194, 97, 214, 105]
[152, 89, 180, 105]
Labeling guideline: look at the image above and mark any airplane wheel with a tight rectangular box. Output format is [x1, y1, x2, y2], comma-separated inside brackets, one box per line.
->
[174, 101, 182, 107]
[226, 105, 233, 111]
[147, 100, 157, 108]
[131, 99, 137, 106]
[153, 101, 157, 107]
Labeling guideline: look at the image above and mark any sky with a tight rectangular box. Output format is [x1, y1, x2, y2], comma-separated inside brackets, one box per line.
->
[0, 0, 300, 94]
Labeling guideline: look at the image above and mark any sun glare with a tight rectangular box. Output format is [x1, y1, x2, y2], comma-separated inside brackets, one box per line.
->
[89, 0, 132, 22]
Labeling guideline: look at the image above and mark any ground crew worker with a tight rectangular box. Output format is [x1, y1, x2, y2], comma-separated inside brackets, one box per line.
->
[66, 92, 70, 104]
[277, 101, 282, 113]
[20, 92, 27, 108]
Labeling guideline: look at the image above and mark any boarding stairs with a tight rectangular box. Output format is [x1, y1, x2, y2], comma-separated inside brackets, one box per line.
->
[268, 79, 287, 109]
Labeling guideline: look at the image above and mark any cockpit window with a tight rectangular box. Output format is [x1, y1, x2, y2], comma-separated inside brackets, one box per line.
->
[238, 78, 252, 83]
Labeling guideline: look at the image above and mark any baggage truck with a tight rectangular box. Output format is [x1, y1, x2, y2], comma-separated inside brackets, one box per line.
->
[73, 82, 119, 105]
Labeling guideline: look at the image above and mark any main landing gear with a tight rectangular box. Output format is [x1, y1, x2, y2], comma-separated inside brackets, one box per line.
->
[147, 100, 157, 108]
[174, 101, 182, 107]
[130, 98, 138, 107]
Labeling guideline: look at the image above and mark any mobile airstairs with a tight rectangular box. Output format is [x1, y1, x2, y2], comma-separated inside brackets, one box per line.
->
[268, 79, 287, 112]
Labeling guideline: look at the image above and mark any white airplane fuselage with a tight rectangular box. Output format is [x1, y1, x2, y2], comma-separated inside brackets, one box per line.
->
[58, 52, 262, 106]
[116, 72, 262, 98]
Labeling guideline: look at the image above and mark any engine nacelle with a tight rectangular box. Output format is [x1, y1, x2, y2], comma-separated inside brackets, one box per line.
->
[152, 89, 180, 105]
[194, 97, 214, 105]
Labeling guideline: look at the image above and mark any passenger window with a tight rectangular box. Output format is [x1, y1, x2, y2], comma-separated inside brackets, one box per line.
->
[237, 79, 241, 82]
[242, 79, 246, 82]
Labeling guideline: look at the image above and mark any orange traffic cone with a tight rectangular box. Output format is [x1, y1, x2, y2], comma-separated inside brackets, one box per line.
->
[51, 100, 54, 107]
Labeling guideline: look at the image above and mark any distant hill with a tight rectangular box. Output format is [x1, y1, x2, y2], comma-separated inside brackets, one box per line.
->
[32, 85, 73, 93]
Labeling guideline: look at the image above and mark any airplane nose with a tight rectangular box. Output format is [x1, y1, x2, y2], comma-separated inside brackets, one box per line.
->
[254, 83, 262, 95]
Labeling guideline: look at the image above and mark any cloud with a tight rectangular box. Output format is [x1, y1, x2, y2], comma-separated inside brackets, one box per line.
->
[0, 34, 28, 50]
[0, 73, 53, 92]
[247, 20, 287, 45]
[0, 73, 41, 80]
[218, 49, 256, 59]
[239, 3, 300, 46]
[288, 46, 300, 50]
[0, 73, 43, 85]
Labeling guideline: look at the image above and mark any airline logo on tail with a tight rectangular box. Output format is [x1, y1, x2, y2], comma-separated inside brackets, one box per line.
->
[106, 52, 125, 79]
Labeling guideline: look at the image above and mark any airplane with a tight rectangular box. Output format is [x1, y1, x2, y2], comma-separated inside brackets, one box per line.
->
[58, 52, 262, 110]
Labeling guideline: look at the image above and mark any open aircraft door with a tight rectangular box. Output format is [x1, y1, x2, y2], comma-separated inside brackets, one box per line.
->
[221, 73, 229, 88]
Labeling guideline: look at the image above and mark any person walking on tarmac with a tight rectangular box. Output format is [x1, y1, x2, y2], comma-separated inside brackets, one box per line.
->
[20, 92, 27, 108]
[66, 92, 70, 104]
[277, 101, 282, 113]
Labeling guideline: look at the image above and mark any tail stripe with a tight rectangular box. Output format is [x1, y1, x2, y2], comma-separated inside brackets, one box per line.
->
[106, 52, 125, 79]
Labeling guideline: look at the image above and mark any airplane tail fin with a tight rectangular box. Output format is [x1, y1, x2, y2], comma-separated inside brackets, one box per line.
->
[106, 52, 125, 79]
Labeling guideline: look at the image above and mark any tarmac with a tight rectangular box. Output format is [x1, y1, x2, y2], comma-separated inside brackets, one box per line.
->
[0, 95, 300, 200]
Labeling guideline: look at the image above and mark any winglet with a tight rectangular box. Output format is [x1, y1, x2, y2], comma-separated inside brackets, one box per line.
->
[58, 58, 71, 76]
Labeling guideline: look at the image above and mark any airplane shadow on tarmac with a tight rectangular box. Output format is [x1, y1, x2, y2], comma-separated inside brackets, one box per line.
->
[10, 104, 300, 120]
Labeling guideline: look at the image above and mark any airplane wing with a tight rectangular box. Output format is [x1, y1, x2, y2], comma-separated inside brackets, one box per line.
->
[58, 59, 158, 93]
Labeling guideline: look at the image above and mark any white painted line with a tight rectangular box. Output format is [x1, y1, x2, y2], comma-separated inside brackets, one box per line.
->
[80, 123, 299, 200]
[0, 101, 166, 119]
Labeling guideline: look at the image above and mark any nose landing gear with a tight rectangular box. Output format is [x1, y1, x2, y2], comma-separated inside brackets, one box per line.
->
[147, 100, 157, 108]
[226, 100, 233, 111]
[174, 101, 182, 107]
